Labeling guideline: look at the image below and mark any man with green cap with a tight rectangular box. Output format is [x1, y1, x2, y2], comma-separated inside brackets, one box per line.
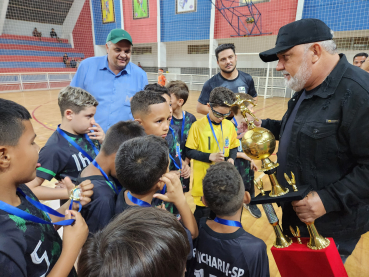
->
[71, 29, 148, 132]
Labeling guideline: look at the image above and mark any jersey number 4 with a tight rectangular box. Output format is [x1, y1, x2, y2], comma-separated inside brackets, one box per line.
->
[30, 240, 50, 277]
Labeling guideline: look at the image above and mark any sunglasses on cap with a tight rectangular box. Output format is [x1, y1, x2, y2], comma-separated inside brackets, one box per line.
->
[209, 104, 231, 118]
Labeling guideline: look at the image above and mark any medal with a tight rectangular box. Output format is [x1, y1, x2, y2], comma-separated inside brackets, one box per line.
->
[69, 187, 82, 212]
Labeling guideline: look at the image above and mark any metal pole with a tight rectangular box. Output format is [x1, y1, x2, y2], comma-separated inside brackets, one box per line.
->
[264, 63, 270, 98]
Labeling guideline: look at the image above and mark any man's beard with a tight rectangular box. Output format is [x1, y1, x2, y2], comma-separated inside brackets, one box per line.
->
[220, 62, 237, 74]
[283, 55, 312, 92]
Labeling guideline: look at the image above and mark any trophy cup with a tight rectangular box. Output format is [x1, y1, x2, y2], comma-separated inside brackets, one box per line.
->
[226, 95, 289, 197]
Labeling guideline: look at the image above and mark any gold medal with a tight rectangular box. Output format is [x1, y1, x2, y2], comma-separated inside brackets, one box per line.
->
[69, 187, 81, 201]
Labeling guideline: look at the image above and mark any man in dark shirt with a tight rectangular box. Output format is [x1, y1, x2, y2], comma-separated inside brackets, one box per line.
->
[50, 28, 62, 43]
[70, 58, 77, 68]
[197, 43, 257, 115]
[257, 18, 369, 262]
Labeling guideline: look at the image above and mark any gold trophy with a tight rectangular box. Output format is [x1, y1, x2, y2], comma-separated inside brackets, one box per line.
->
[290, 226, 302, 244]
[255, 180, 292, 248]
[284, 172, 298, 192]
[226, 95, 289, 197]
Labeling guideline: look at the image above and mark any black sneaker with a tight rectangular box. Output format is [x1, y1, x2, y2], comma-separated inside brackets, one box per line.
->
[244, 204, 262, 218]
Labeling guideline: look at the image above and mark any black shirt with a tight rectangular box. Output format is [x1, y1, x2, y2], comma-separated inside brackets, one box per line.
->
[187, 218, 269, 277]
[36, 129, 100, 183]
[166, 111, 197, 192]
[198, 71, 257, 105]
[77, 175, 118, 234]
[0, 184, 77, 277]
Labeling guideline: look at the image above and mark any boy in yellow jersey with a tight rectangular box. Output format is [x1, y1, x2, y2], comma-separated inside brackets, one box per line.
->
[186, 87, 239, 223]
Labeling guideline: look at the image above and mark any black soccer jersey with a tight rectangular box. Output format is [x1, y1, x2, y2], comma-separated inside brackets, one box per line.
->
[36, 129, 100, 182]
[187, 218, 269, 277]
[198, 71, 257, 106]
[166, 112, 197, 192]
[0, 184, 77, 277]
[77, 175, 118, 234]
[232, 121, 254, 194]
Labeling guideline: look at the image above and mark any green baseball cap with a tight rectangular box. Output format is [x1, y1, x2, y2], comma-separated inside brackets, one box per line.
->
[106, 29, 133, 45]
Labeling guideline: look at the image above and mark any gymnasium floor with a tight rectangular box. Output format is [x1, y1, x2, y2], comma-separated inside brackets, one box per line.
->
[1, 89, 368, 277]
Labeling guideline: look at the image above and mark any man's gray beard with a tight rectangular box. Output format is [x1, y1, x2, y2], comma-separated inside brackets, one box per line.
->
[284, 57, 312, 92]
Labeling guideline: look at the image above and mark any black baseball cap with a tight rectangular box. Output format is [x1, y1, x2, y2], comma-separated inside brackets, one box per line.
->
[259, 18, 333, 62]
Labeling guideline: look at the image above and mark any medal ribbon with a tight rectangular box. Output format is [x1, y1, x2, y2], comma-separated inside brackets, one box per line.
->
[57, 125, 99, 162]
[0, 189, 75, 226]
[214, 217, 242, 228]
[169, 127, 182, 171]
[207, 114, 224, 154]
[92, 160, 119, 194]
[127, 191, 152, 207]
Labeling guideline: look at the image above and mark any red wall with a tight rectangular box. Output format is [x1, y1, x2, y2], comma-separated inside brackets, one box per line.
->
[123, 0, 157, 44]
[214, 0, 298, 39]
[73, 0, 95, 58]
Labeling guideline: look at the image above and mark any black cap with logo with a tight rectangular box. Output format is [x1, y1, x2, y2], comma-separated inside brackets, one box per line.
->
[259, 18, 333, 63]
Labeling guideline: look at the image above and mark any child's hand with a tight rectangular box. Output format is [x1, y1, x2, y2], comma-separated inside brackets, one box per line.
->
[153, 172, 185, 206]
[250, 160, 258, 171]
[75, 179, 94, 208]
[88, 121, 105, 144]
[227, 158, 234, 165]
[57, 177, 76, 199]
[209, 152, 224, 162]
[170, 170, 180, 177]
[181, 161, 191, 179]
[63, 210, 88, 252]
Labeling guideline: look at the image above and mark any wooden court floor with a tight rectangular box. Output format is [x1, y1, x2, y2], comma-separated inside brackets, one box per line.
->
[1, 89, 368, 277]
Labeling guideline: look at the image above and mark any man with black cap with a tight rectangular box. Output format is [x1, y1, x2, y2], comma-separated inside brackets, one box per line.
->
[256, 18, 369, 262]
[71, 29, 148, 132]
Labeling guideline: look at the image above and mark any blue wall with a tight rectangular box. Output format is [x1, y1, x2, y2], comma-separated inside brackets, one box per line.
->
[302, 0, 369, 31]
[160, 0, 211, 42]
[91, 0, 122, 45]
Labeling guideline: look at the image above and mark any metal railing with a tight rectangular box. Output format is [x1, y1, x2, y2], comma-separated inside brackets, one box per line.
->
[0, 71, 292, 98]
[0, 72, 76, 92]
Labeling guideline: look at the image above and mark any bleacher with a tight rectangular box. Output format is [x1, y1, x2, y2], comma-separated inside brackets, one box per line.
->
[0, 34, 85, 73]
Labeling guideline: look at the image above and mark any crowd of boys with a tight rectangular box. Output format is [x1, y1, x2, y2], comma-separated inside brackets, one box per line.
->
[0, 76, 267, 276]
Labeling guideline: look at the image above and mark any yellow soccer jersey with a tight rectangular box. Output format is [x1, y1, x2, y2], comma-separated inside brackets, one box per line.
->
[186, 115, 239, 206]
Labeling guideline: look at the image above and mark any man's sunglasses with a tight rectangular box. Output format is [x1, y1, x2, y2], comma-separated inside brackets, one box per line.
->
[210, 104, 231, 118]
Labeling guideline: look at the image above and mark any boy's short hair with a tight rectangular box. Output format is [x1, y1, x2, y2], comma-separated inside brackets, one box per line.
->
[167, 80, 189, 105]
[58, 86, 98, 117]
[209, 87, 236, 108]
[215, 43, 236, 60]
[78, 207, 190, 277]
[0, 99, 31, 146]
[230, 93, 255, 115]
[144, 83, 170, 97]
[203, 162, 245, 216]
[115, 135, 169, 195]
[130, 90, 167, 117]
[101, 121, 146, 156]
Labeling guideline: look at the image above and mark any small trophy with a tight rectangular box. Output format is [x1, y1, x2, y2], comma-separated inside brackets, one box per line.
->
[284, 172, 298, 192]
[289, 226, 302, 244]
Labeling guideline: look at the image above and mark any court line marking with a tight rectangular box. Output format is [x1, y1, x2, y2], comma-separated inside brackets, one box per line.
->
[31, 100, 56, 131]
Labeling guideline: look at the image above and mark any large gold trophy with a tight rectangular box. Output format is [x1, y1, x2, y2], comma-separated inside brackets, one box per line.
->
[226, 95, 329, 250]
[227, 95, 289, 197]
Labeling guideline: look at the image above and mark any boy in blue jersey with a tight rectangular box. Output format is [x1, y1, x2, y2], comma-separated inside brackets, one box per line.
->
[166, 80, 197, 192]
[77, 121, 146, 234]
[187, 162, 270, 277]
[0, 98, 94, 277]
[26, 86, 105, 202]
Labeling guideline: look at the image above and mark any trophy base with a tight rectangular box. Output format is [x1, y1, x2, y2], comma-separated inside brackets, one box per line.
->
[271, 238, 348, 277]
[250, 185, 312, 205]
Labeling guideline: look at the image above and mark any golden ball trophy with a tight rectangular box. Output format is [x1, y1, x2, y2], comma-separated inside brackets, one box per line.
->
[226, 95, 347, 277]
